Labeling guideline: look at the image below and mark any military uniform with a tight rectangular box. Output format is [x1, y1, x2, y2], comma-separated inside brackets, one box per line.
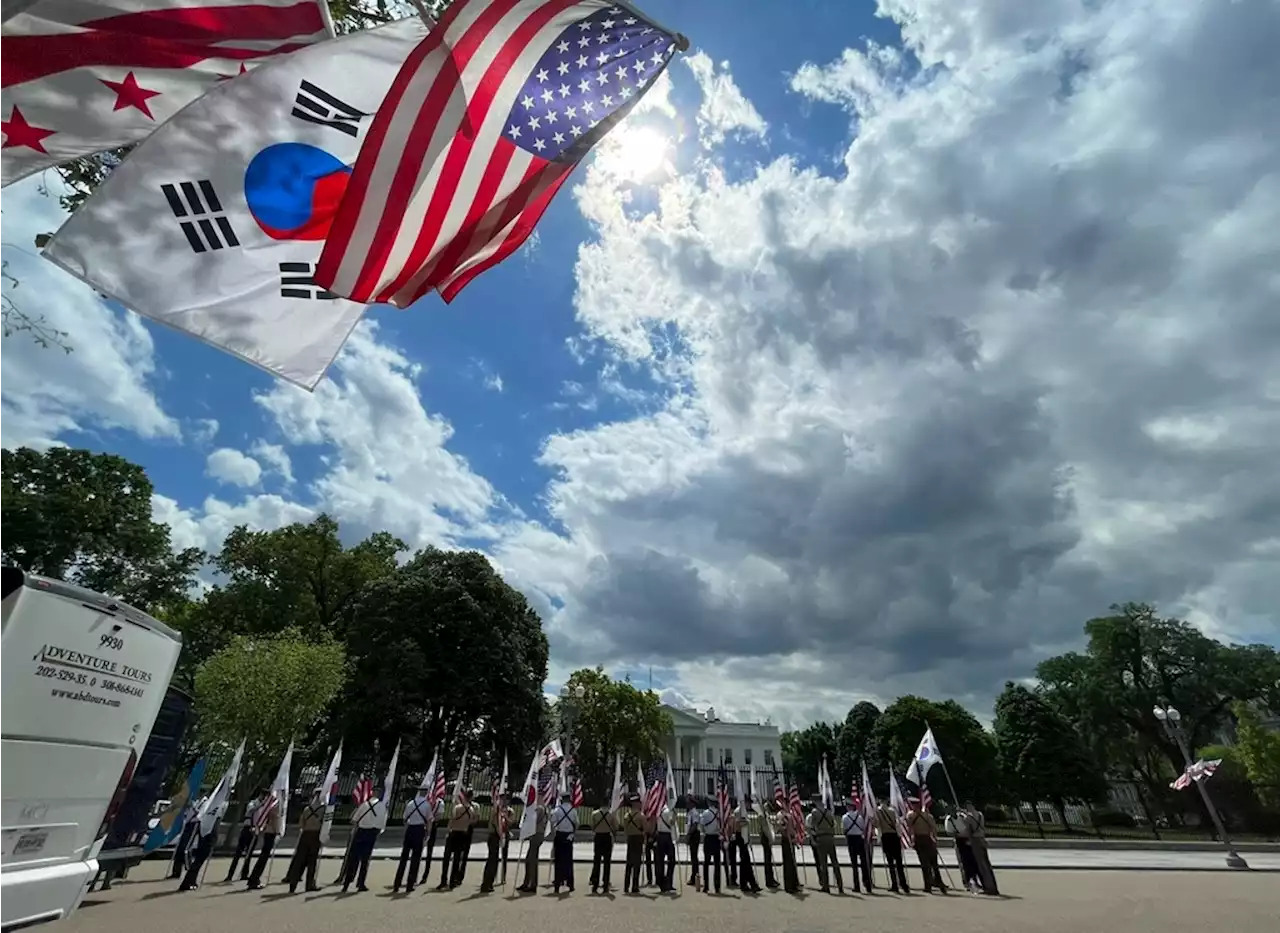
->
[223, 797, 262, 882]
[589, 805, 618, 893]
[341, 797, 382, 893]
[685, 803, 702, 888]
[284, 796, 325, 893]
[732, 802, 760, 893]
[724, 801, 738, 886]
[245, 800, 280, 891]
[698, 805, 723, 894]
[394, 793, 433, 893]
[757, 803, 779, 889]
[517, 803, 548, 893]
[480, 799, 515, 892]
[168, 798, 204, 879]
[653, 804, 678, 892]
[873, 803, 909, 892]
[620, 800, 647, 894]
[905, 805, 946, 892]
[177, 802, 223, 892]
[441, 797, 478, 889]
[416, 798, 446, 887]
[551, 796, 577, 892]
[961, 806, 999, 895]
[775, 809, 801, 894]
[842, 807, 873, 892]
[807, 804, 843, 893]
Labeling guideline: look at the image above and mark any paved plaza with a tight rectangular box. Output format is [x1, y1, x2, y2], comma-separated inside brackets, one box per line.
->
[72, 860, 1280, 933]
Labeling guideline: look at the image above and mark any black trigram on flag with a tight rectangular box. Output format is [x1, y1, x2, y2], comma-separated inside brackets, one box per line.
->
[161, 181, 239, 253]
[279, 262, 337, 300]
[291, 80, 365, 137]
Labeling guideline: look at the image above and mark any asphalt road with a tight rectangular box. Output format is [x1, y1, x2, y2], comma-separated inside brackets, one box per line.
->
[73, 859, 1280, 933]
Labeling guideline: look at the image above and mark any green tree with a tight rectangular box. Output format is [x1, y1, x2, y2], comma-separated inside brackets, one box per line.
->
[338, 547, 549, 773]
[194, 630, 346, 796]
[558, 667, 673, 803]
[993, 682, 1108, 827]
[1231, 703, 1280, 807]
[871, 695, 1002, 804]
[781, 721, 840, 795]
[833, 701, 880, 790]
[0, 446, 203, 611]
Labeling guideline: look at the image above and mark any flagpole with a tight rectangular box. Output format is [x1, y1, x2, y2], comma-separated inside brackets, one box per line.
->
[923, 722, 961, 888]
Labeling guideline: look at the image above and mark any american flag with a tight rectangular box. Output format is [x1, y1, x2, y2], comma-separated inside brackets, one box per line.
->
[571, 775, 584, 809]
[919, 783, 933, 813]
[429, 766, 447, 810]
[772, 771, 786, 810]
[787, 779, 806, 844]
[538, 766, 559, 806]
[642, 761, 665, 819]
[251, 794, 278, 831]
[352, 775, 374, 806]
[315, 0, 680, 306]
[715, 763, 731, 829]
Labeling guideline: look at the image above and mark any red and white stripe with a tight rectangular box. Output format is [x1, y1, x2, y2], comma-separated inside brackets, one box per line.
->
[316, 0, 596, 307]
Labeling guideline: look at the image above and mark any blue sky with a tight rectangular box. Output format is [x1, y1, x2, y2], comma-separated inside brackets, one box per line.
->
[4, 0, 1278, 730]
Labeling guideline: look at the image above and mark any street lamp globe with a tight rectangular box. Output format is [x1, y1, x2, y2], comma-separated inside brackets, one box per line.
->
[1153, 706, 1167, 721]
[1166, 706, 1181, 722]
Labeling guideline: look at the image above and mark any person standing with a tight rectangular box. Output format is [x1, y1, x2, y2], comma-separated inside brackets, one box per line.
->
[775, 806, 801, 894]
[806, 800, 843, 894]
[621, 794, 647, 895]
[685, 797, 702, 890]
[177, 799, 224, 891]
[757, 800, 779, 890]
[550, 790, 577, 893]
[479, 793, 515, 893]
[341, 793, 383, 893]
[724, 798, 738, 887]
[245, 798, 281, 892]
[653, 795, 678, 893]
[733, 797, 761, 894]
[441, 788, 478, 889]
[516, 798, 548, 893]
[393, 789, 432, 893]
[947, 807, 979, 891]
[588, 798, 618, 894]
[873, 800, 909, 893]
[841, 802, 873, 892]
[283, 790, 325, 894]
[961, 802, 1000, 895]
[223, 792, 262, 882]
[416, 795, 446, 888]
[698, 798, 723, 894]
[904, 797, 946, 893]
[168, 796, 205, 879]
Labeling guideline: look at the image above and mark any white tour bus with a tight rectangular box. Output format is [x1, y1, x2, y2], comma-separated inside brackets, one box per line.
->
[1, 568, 183, 930]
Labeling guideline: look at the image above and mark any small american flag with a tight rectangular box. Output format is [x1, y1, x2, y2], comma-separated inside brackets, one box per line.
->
[642, 761, 665, 819]
[571, 776, 584, 809]
[772, 771, 786, 810]
[251, 794, 278, 831]
[430, 767, 447, 810]
[352, 776, 374, 806]
[920, 783, 933, 813]
[315, 0, 681, 306]
[538, 766, 558, 806]
[716, 764, 731, 829]
[787, 780, 806, 844]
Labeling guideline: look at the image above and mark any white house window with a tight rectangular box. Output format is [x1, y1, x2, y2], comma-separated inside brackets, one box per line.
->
[706, 777, 714, 795]
[744, 748, 753, 765]
[706, 747, 713, 764]
[724, 748, 733, 765]
[764, 749, 774, 766]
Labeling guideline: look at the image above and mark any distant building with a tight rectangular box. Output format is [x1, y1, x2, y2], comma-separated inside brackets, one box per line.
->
[659, 704, 784, 797]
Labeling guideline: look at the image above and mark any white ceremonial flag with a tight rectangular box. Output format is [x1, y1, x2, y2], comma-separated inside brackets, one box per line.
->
[259, 740, 293, 836]
[42, 17, 428, 388]
[2, 0, 333, 184]
[318, 740, 343, 844]
[197, 737, 245, 827]
[610, 752, 624, 813]
[906, 726, 943, 785]
[664, 754, 677, 808]
[518, 746, 539, 840]
[374, 740, 401, 830]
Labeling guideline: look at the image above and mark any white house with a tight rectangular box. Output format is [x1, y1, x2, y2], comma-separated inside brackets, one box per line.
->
[659, 704, 784, 797]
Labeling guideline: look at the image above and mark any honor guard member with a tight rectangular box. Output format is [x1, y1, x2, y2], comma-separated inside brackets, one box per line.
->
[223, 792, 263, 882]
[479, 792, 515, 893]
[644, 819, 657, 887]
[620, 793, 647, 894]
[842, 801, 873, 892]
[698, 798, 723, 894]
[733, 796, 761, 893]
[177, 798, 224, 891]
[653, 793, 678, 893]
[550, 789, 577, 893]
[685, 797, 702, 889]
[960, 801, 999, 895]
[393, 788, 433, 893]
[874, 799, 909, 893]
[947, 806, 979, 891]
[904, 797, 946, 893]
[806, 799, 843, 894]
[517, 796, 549, 893]
[441, 788, 478, 889]
[283, 789, 325, 894]
[588, 797, 619, 894]
[757, 799, 779, 890]
[416, 794, 446, 888]
[775, 805, 802, 894]
[724, 797, 738, 886]
[341, 792, 383, 893]
[168, 796, 205, 879]
[245, 798, 281, 891]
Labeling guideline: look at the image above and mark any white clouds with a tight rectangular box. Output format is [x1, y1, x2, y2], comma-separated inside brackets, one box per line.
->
[250, 440, 294, 485]
[682, 51, 767, 148]
[1, 179, 179, 451]
[191, 418, 220, 445]
[205, 447, 262, 487]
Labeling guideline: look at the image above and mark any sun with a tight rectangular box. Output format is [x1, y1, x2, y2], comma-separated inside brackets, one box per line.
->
[596, 122, 670, 182]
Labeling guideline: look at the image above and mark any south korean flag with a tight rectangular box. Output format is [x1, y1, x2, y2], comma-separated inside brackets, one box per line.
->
[43, 18, 429, 389]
